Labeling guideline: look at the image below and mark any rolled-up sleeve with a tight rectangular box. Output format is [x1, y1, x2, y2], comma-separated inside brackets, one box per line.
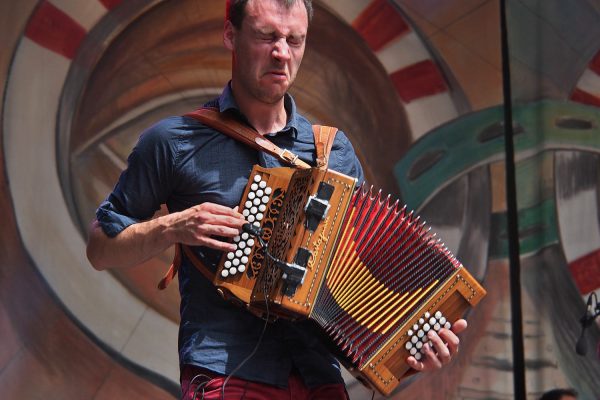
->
[96, 118, 178, 237]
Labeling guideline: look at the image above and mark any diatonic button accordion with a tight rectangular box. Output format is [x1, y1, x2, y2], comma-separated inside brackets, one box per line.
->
[213, 165, 486, 396]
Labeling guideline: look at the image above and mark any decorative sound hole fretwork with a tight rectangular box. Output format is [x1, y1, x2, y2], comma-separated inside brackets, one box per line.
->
[254, 171, 312, 298]
[248, 188, 285, 278]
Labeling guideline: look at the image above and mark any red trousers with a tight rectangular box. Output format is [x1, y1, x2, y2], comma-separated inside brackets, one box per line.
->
[181, 365, 349, 400]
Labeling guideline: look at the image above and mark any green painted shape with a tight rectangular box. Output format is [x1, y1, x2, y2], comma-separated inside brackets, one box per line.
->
[395, 99, 600, 209]
[488, 199, 559, 259]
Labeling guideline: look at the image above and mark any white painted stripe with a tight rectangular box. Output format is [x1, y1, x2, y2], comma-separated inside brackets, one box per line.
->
[49, 0, 108, 31]
[319, 0, 371, 24]
[3, 38, 178, 381]
[376, 31, 430, 74]
[576, 69, 600, 96]
[404, 92, 458, 140]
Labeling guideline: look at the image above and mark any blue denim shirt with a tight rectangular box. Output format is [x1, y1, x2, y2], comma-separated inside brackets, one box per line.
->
[96, 84, 364, 388]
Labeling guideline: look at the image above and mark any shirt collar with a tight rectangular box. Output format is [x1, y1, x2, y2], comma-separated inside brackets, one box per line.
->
[218, 82, 300, 138]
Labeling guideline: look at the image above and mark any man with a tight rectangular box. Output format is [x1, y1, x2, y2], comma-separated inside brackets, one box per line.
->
[86, 0, 466, 398]
[539, 388, 578, 400]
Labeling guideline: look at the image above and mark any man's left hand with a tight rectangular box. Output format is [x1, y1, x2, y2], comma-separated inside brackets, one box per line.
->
[406, 319, 467, 371]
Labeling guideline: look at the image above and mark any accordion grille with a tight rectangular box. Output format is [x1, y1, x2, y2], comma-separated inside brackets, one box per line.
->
[311, 186, 462, 367]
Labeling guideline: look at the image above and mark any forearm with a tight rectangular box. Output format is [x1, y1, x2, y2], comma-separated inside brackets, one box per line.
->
[86, 215, 175, 270]
[86, 202, 247, 271]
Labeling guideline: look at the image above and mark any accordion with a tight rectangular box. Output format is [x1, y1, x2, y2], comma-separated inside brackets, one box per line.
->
[213, 165, 486, 396]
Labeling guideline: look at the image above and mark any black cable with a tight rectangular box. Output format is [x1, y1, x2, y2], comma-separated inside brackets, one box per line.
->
[219, 228, 272, 400]
[499, 0, 527, 398]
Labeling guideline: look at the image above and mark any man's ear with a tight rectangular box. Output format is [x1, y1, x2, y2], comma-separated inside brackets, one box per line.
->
[223, 20, 235, 51]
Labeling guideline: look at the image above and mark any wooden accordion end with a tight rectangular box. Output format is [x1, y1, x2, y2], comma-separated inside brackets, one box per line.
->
[213, 165, 486, 396]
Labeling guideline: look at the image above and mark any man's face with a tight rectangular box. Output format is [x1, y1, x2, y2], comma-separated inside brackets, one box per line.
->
[224, 0, 308, 105]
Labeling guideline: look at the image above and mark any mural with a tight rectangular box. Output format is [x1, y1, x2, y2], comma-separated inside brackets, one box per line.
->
[0, 0, 598, 399]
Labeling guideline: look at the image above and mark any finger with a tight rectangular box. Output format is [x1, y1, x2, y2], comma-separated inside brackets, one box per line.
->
[438, 328, 460, 356]
[199, 202, 245, 218]
[426, 331, 451, 365]
[421, 342, 442, 370]
[204, 214, 247, 229]
[406, 356, 425, 371]
[197, 236, 238, 252]
[451, 319, 468, 334]
[197, 224, 242, 238]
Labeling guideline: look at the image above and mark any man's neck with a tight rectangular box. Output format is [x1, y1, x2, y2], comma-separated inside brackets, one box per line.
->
[231, 87, 288, 136]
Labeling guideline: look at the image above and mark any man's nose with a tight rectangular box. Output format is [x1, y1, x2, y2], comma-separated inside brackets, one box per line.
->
[272, 38, 291, 61]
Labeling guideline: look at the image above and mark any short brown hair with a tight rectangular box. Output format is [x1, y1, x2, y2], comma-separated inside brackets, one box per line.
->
[226, 0, 313, 29]
[539, 388, 578, 400]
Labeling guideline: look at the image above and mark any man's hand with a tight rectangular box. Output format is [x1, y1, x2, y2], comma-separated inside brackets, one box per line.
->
[87, 202, 246, 270]
[168, 202, 247, 252]
[406, 319, 467, 372]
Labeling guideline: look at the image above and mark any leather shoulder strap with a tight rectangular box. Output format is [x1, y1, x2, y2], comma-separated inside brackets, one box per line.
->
[312, 125, 338, 169]
[185, 107, 311, 169]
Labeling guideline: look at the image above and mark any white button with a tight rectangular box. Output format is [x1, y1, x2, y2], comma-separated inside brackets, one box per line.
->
[253, 198, 261, 206]
[262, 196, 269, 203]
[238, 241, 246, 249]
[416, 341, 423, 349]
[251, 183, 258, 191]
[444, 322, 452, 330]
[224, 261, 232, 268]
[435, 311, 442, 319]
[439, 317, 447, 325]
[241, 256, 249, 264]
[236, 250, 243, 257]
[242, 209, 250, 217]
[227, 252, 234, 260]
[253, 175, 261, 182]
[248, 192, 256, 200]
[415, 353, 422, 361]
[221, 269, 229, 278]
[250, 207, 258, 214]
[410, 348, 417, 355]
[245, 201, 252, 208]
[256, 213, 264, 221]
[424, 312, 430, 319]
[259, 204, 267, 212]
[417, 330, 424, 338]
[405, 342, 412, 350]
[434, 323, 441, 331]
[247, 239, 255, 247]
[241, 233, 249, 240]
[429, 317, 436, 325]
[413, 324, 419, 331]
[238, 265, 246, 273]
[259, 181, 267, 188]
[244, 247, 252, 255]
[229, 267, 237, 275]
[419, 318, 425, 325]
[265, 187, 272, 194]
[423, 323, 430, 332]
[407, 329, 413, 336]
[411, 336, 418, 344]
[248, 215, 255, 223]
[256, 189, 264, 197]
[232, 258, 240, 266]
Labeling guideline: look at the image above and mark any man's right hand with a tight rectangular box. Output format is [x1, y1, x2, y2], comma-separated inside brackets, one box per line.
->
[87, 202, 246, 270]
[167, 202, 246, 252]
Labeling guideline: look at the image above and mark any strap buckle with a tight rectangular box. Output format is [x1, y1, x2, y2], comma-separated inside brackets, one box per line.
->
[279, 148, 299, 165]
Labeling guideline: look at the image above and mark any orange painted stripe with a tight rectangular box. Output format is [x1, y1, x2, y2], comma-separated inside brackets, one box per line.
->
[571, 88, 600, 108]
[352, 0, 410, 52]
[100, 0, 124, 10]
[25, 1, 86, 60]
[390, 59, 448, 103]
[568, 249, 600, 294]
